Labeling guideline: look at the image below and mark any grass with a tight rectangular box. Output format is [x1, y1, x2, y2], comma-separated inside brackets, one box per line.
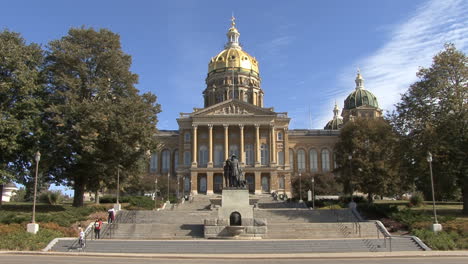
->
[0, 203, 109, 251]
[358, 200, 468, 250]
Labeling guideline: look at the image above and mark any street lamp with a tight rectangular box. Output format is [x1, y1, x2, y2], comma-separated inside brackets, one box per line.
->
[348, 154, 353, 199]
[298, 172, 303, 203]
[167, 173, 170, 202]
[27, 151, 40, 234]
[311, 176, 315, 209]
[154, 177, 158, 210]
[114, 165, 122, 211]
[177, 175, 180, 201]
[427, 152, 442, 232]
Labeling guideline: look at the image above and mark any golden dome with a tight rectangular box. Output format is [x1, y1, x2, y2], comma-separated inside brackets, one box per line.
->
[208, 16, 259, 75]
[208, 48, 259, 74]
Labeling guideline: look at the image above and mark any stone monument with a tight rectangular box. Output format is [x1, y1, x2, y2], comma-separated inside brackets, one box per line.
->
[204, 155, 267, 239]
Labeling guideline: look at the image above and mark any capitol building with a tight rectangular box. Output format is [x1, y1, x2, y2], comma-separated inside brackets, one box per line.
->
[149, 18, 382, 197]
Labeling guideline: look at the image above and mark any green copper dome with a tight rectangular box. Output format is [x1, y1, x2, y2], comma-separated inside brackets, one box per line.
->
[343, 72, 379, 110]
[324, 102, 343, 130]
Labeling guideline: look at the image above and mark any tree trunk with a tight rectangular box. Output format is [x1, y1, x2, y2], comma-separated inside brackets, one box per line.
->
[368, 192, 374, 203]
[73, 180, 85, 207]
[0, 184, 4, 206]
[463, 179, 468, 215]
[95, 190, 100, 204]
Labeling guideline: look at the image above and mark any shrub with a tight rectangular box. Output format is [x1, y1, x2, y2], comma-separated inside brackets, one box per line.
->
[126, 196, 155, 210]
[409, 192, 425, 207]
[38, 190, 64, 205]
[99, 195, 131, 203]
[412, 229, 459, 250]
[0, 223, 66, 250]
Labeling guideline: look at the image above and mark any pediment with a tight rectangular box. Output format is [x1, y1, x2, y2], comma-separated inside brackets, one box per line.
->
[191, 99, 276, 117]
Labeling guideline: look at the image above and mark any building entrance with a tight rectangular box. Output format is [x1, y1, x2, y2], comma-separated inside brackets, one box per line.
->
[245, 173, 255, 193]
[261, 174, 270, 193]
[198, 175, 207, 194]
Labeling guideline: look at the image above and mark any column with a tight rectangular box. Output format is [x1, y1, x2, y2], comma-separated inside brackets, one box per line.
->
[208, 124, 213, 168]
[284, 128, 290, 168]
[192, 124, 198, 167]
[190, 171, 198, 195]
[255, 171, 261, 194]
[224, 124, 229, 160]
[271, 171, 278, 193]
[207, 172, 214, 195]
[255, 124, 261, 167]
[270, 125, 276, 164]
[239, 124, 245, 164]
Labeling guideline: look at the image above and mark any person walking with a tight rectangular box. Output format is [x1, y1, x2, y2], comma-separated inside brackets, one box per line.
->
[94, 218, 102, 239]
[107, 208, 115, 224]
[78, 227, 85, 248]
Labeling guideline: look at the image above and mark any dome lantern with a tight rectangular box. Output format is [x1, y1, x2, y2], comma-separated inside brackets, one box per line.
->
[225, 16, 241, 49]
[355, 68, 364, 89]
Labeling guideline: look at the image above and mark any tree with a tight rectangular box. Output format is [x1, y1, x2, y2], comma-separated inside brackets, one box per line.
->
[334, 118, 401, 203]
[44, 27, 160, 207]
[391, 44, 467, 213]
[0, 30, 45, 205]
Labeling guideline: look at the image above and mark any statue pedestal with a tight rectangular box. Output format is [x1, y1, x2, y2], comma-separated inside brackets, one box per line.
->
[204, 188, 267, 239]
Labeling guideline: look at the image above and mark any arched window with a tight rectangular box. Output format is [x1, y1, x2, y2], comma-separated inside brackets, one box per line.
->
[150, 153, 158, 173]
[184, 132, 191, 142]
[162, 150, 170, 173]
[214, 144, 224, 167]
[289, 149, 294, 170]
[278, 150, 285, 165]
[199, 145, 208, 166]
[322, 149, 330, 172]
[183, 151, 191, 166]
[309, 149, 318, 172]
[173, 150, 179, 170]
[245, 144, 254, 165]
[261, 144, 269, 165]
[297, 149, 306, 171]
[229, 144, 239, 158]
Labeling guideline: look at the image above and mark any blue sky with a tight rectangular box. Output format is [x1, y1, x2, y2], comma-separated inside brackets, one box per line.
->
[2, 0, 467, 194]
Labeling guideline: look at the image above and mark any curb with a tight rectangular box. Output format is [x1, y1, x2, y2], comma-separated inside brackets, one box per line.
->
[2, 251, 468, 259]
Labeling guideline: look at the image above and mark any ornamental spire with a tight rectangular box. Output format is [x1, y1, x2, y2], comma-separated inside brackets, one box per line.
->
[355, 68, 365, 90]
[333, 101, 339, 117]
[225, 16, 241, 49]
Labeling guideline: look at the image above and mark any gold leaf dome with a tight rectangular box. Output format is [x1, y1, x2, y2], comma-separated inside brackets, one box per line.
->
[208, 16, 259, 75]
[208, 48, 259, 74]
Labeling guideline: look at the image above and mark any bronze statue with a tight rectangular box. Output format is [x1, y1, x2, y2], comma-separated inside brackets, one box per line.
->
[224, 154, 245, 188]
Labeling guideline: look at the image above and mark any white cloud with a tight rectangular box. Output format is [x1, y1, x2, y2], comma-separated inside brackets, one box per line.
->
[319, 0, 468, 126]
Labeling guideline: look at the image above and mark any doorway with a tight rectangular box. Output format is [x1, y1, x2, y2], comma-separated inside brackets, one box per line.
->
[214, 174, 223, 194]
[245, 173, 255, 193]
[198, 175, 207, 194]
[261, 174, 270, 193]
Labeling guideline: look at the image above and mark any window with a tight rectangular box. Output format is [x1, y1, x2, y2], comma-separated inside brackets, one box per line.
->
[322, 149, 330, 172]
[309, 149, 318, 172]
[277, 132, 283, 141]
[150, 153, 158, 173]
[174, 150, 179, 169]
[183, 151, 191, 166]
[279, 176, 285, 189]
[245, 144, 254, 165]
[200, 133, 207, 139]
[289, 149, 294, 170]
[199, 145, 208, 166]
[214, 145, 224, 167]
[278, 150, 285, 165]
[162, 150, 170, 173]
[261, 144, 269, 165]
[333, 152, 337, 169]
[297, 149, 306, 171]
[229, 144, 239, 158]
[184, 132, 191, 143]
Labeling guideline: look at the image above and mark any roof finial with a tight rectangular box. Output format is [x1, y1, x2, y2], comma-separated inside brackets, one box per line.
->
[355, 68, 364, 90]
[357, 67, 360, 74]
[231, 14, 236, 27]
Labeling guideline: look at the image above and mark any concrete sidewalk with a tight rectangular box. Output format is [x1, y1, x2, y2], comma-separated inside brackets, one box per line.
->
[2, 250, 468, 259]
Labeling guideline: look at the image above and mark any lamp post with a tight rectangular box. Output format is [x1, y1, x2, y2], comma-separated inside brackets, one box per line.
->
[167, 173, 170, 202]
[113, 165, 121, 211]
[348, 154, 353, 199]
[311, 176, 315, 209]
[298, 172, 303, 203]
[177, 175, 180, 200]
[154, 177, 158, 210]
[427, 152, 442, 232]
[27, 151, 40, 234]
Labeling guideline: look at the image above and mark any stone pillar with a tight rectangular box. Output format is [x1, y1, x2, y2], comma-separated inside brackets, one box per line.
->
[270, 125, 276, 164]
[207, 171, 214, 195]
[254, 171, 261, 194]
[284, 128, 290, 169]
[270, 171, 278, 193]
[190, 171, 198, 195]
[192, 125, 198, 167]
[208, 124, 213, 168]
[255, 124, 261, 167]
[224, 124, 229, 160]
[239, 124, 245, 164]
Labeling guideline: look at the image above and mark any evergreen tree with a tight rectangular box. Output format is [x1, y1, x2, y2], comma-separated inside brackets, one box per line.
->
[391, 44, 467, 213]
[44, 27, 160, 207]
[0, 30, 45, 205]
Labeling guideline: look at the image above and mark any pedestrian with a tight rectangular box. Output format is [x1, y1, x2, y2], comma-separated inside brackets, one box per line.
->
[108, 208, 115, 224]
[78, 227, 85, 248]
[94, 218, 102, 239]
